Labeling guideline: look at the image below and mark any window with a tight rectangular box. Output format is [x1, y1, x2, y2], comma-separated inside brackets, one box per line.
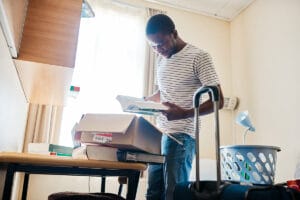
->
[59, 2, 147, 146]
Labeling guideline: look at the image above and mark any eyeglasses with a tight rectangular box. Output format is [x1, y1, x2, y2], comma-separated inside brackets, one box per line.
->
[148, 40, 166, 49]
[147, 32, 175, 52]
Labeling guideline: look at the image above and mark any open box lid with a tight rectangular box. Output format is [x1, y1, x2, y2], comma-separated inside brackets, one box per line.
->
[75, 114, 136, 134]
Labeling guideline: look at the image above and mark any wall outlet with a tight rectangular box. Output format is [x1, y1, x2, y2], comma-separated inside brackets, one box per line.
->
[223, 97, 238, 110]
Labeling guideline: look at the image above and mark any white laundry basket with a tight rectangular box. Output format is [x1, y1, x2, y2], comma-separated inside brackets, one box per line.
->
[220, 145, 281, 185]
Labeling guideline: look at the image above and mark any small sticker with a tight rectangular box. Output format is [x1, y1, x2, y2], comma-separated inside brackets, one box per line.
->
[93, 133, 112, 143]
[127, 153, 137, 161]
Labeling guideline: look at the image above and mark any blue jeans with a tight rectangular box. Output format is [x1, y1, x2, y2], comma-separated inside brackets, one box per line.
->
[146, 133, 195, 200]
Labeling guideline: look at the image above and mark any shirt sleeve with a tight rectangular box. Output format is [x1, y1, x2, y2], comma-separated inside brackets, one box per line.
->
[193, 51, 220, 86]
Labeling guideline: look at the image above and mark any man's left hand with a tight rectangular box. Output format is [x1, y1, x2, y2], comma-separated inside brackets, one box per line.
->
[161, 102, 190, 121]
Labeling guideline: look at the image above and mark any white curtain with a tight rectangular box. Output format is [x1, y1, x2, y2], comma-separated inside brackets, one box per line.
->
[74, 0, 147, 109]
[142, 8, 165, 124]
[143, 8, 165, 97]
[22, 104, 63, 152]
[14, 104, 62, 200]
[59, 0, 147, 146]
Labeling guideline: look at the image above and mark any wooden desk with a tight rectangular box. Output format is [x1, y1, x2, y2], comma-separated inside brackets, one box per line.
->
[0, 152, 147, 200]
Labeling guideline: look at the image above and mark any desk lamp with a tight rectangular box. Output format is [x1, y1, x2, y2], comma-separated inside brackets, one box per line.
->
[236, 110, 255, 144]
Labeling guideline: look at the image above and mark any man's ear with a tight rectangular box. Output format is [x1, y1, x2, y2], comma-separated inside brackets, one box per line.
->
[172, 30, 178, 39]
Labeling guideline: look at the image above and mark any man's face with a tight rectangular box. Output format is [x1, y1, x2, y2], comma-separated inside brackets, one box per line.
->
[147, 32, 177, 58]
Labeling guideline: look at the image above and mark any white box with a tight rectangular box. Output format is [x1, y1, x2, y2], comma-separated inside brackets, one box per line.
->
[75, 114, 162, 154]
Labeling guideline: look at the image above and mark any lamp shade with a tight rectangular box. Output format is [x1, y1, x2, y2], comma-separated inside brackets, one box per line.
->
[81, 0, 95, 18]
[235, 111, 255, 131]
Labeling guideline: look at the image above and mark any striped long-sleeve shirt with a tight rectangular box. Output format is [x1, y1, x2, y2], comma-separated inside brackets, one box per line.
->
[156, 43, 220, 137]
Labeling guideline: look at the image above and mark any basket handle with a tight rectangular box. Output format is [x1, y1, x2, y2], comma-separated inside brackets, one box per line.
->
[193, 85, 221, 191]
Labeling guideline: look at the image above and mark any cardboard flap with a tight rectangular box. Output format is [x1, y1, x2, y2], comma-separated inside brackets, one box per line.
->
[75, 114, 136, 134]
[138, 116, 162, 133]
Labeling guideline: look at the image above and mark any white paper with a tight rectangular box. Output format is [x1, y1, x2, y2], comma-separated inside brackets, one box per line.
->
[116, 95, 168, 115]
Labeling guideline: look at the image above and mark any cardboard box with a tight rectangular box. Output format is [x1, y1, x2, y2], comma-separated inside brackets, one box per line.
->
[75, 114, 162, 154]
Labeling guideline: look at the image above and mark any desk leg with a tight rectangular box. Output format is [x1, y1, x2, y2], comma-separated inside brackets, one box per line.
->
[118, 184, 123, 196]
[126, 171, 140, 200]
[0, 165, 15, 200]
[101, 177, 106, 193]
[21, 173, 30, 200]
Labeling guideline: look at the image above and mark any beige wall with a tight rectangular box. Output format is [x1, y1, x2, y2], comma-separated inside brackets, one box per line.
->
[0, 28, 28, 152]
[230, 0, 300, 182]
[165, 7, 233, 157]
[6, 0, 300, 198]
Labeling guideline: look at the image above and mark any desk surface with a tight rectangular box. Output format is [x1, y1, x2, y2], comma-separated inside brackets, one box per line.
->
[0, 152, 147, 171]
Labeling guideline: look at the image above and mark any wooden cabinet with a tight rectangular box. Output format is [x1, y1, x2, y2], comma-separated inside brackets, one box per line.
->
[0, 0, 28, 57]
[13, 0, 82, 105]
[18, 0, 82, 68]
[14, 60, 74, 105]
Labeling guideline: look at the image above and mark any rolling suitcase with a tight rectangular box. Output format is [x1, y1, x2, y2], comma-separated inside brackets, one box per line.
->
[173, 85, 300, 200]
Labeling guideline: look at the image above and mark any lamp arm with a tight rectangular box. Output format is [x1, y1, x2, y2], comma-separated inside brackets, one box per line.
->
[243, 127, 251, 144]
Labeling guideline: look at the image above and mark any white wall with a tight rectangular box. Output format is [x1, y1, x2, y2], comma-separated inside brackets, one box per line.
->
[230, 0, 300, 182]
[0, 28, 28, 152]
[0, 16, 29, 200]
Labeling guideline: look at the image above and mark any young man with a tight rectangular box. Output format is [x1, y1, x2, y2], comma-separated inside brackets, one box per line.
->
[145, 14, 224, 200]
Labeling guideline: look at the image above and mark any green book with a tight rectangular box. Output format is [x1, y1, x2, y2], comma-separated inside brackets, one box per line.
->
[49, 144, 73, 156]
[28, 143, 73, 157]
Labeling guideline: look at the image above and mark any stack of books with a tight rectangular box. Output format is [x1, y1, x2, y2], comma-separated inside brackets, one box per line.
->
[72, 142, 165, 164]
[71, 112, 165, 164]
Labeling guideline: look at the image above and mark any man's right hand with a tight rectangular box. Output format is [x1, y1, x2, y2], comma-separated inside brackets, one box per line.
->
[144, 90, 161, 103]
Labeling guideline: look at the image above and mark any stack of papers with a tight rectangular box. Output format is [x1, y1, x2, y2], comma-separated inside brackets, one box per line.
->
[116, 95, 168, 115]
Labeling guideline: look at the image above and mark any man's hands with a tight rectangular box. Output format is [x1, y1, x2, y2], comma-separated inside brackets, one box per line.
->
[161, 102, 193, 121]
[145, 85, 223, 121]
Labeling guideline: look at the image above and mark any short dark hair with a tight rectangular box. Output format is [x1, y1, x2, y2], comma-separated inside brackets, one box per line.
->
[146, 14, 175, 35]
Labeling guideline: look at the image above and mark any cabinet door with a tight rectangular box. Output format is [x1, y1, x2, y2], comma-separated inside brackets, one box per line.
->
[18, 0, 82, 68]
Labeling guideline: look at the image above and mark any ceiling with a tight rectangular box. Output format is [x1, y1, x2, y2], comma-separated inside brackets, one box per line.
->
[146, 0, 255, 21]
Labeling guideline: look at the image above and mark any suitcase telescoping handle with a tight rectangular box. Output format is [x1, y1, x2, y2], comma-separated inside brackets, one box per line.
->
[193, 85, 221, 191]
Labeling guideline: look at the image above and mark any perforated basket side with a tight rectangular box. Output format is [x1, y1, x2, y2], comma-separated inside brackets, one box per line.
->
[220, 145, 280, 185]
